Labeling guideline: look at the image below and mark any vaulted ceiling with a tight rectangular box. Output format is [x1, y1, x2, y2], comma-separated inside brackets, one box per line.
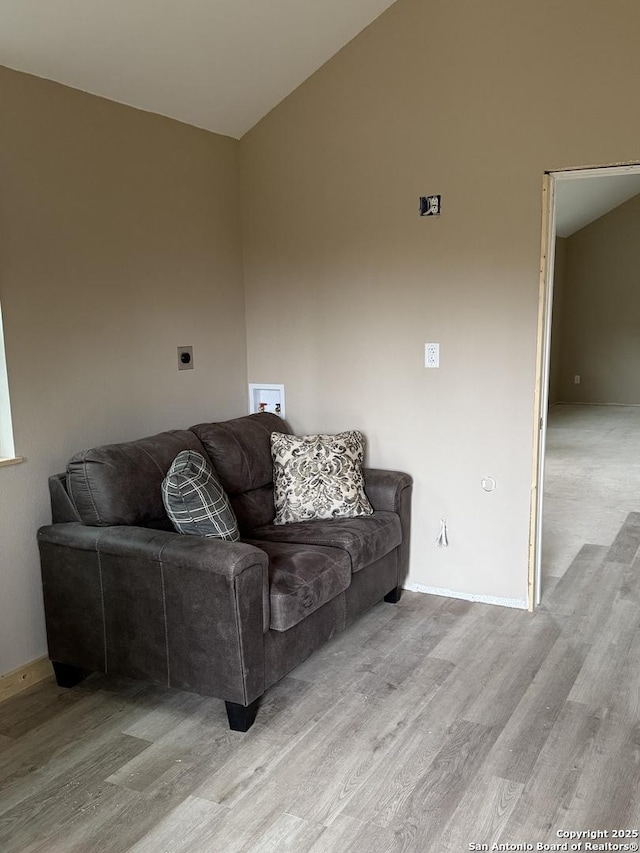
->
[0, 0, 397, 138]
[555, 173, 640, 238]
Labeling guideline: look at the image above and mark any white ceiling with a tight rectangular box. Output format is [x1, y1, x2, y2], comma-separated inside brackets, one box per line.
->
[0, 0, 397, 139]
[555, 173, 640, 237]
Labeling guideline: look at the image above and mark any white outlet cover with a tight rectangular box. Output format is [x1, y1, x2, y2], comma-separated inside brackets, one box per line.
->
[425, 343, 440, 368]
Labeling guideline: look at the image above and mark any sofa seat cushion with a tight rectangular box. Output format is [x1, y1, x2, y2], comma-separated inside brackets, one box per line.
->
[244, 540, 351, 632]
[249, 511, 401, 573]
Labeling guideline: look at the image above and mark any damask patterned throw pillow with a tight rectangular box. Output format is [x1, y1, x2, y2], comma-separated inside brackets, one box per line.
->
[162, 450, 239, 540]
[271, 430, 374, 525]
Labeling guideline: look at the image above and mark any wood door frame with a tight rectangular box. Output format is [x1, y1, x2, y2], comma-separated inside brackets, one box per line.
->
[528, 161, 640, 610]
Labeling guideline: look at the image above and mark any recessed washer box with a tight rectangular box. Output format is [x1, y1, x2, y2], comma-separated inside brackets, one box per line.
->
[248, 383, 285, 418]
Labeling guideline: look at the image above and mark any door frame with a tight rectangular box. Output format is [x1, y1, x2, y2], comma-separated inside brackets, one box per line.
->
[528, 161, 640, 610]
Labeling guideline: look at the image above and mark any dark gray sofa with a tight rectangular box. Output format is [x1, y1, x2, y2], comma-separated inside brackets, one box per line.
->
[38, 413, 412, 731]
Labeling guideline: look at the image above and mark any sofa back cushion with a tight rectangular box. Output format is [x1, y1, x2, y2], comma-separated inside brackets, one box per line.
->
[190, 413, 289, 533]
[67, 430, 207, 527]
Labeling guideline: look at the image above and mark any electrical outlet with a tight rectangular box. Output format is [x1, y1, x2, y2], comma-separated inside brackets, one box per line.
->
[574, 374, 581, 384]
[178, 346, 194, 370]
[425, 343, 440, 368]
[419, 195, 441, 216]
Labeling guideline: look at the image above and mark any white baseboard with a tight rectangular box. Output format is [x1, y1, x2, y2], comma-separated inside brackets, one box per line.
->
[0, 656, 53, 704]
[404, 582, 527, 610]
[554, 401, 640, 407]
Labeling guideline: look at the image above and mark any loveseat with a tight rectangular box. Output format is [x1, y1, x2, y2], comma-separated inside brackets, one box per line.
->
[37, 413, 412, 731]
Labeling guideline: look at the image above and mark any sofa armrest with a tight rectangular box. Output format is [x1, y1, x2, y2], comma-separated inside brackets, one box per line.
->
[363, 468, 412, 514]
[38, 523, 267, 579]
[38, 523, 269, 705]
[363, 468, 412, 590]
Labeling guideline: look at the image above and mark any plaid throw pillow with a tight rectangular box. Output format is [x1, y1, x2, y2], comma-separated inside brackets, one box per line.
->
[162, 450, 239, 540]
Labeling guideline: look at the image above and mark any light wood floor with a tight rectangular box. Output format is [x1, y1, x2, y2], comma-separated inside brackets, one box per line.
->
[543, 403, 640, 580]
[2, 513, 640, 851]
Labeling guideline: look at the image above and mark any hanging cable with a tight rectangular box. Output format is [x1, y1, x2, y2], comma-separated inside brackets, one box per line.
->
[436, 518, 449, 547]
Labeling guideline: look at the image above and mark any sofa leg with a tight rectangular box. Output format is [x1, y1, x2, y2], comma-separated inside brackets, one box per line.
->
[225, 698, 260, 732]
[384, 586, 402, 604]
[52, 661, 86, 689]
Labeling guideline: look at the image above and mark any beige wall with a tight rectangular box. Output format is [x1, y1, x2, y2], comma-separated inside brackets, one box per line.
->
[0, 66, 246, 674]
[241, 0, 640, 604]
[548, 238, 567, 407]
[5, 0, 640, 674]
[556, 193, 640, 403]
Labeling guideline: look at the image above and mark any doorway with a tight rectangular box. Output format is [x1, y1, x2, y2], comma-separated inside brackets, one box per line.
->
[529, 163, 640, 608]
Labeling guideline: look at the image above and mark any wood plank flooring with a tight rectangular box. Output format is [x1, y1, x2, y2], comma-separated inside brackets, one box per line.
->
[542, 403, 640, 580]
[2, 516, 640, 851]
